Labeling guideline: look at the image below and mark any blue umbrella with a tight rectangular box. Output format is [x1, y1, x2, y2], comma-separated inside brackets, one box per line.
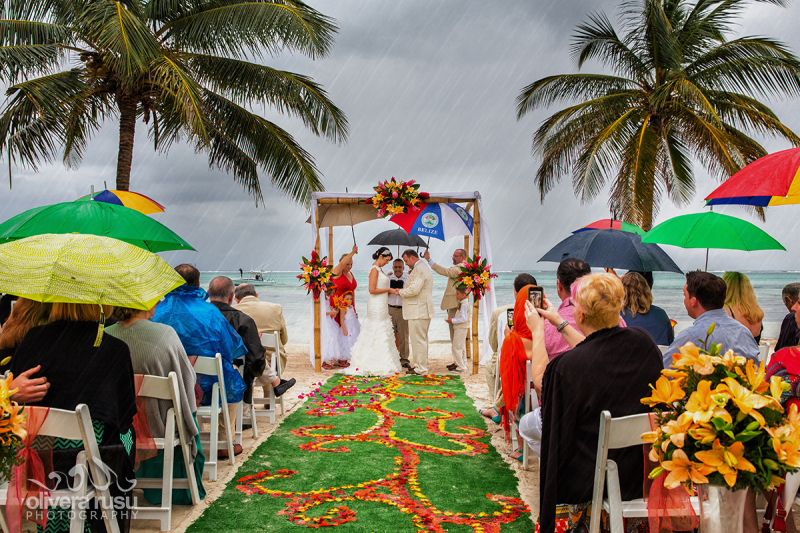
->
[539, 229, 682, 274]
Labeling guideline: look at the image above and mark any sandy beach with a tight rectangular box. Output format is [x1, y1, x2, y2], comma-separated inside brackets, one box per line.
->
[129, 342, 538, 533]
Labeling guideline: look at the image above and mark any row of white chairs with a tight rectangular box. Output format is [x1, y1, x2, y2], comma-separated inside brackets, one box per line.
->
[0, 372, 195, 533]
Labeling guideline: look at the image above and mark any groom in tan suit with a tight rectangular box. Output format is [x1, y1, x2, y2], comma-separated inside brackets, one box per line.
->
[399, 249, 436, 375]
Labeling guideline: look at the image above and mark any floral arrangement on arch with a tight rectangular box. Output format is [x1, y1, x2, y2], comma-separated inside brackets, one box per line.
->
[0, 370, 27, 480]
[369, 177, 429, 217]
[642, 328, 800, 492]
[453, 256, 497, 300]
[298, 251, 334, 300]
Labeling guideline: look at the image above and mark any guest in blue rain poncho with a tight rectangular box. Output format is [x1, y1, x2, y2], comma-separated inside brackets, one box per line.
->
[152, 263, 247, 457]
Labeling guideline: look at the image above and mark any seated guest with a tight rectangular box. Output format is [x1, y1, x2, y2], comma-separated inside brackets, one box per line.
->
[481, 273, 537, 424]
[0, 298, 51, 403]
[209, 277, 295, 409]
[723, 271, 764, 342]
[9, 302, 136, 533]
[544, 258, 592, 359]
[620, 271, 674, 345]
[152, 264, 248, 458]
[530, 274, 662, 533]
[234, 283, 290, 371]
[777, 282, 800, 351]
[106, 305, 207, 505]
[663, 271, 759, 367]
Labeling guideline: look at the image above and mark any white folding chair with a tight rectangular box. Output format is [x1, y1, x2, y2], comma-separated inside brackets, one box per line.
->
[131, 373, 201, 531]
[194, 354, 235, 481]
[521, 360, 538, 471]
[0, 405, 121, 533]
[235, 364, 259, 445]
[249, 332, 283, 423]
[759, 341, 774, 366]
[589, 410, 699, 533]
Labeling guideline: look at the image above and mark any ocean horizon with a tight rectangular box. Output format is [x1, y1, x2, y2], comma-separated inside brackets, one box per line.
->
[199, 269, 800, 346]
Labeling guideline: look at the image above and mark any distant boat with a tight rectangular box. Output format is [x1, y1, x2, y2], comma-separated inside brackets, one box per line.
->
[235, 270, 276, 286]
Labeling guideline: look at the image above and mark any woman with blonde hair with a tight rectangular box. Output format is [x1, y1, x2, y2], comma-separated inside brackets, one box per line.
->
[723, 271, 764, 342]
[0, 298, 51, 359]
[620, 271, 674, 345]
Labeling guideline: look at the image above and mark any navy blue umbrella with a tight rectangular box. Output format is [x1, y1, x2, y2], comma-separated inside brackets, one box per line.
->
[539, 229, 682, 274]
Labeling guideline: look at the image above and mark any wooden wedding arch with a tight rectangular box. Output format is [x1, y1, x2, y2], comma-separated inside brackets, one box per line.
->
[308, 191, 497, 375]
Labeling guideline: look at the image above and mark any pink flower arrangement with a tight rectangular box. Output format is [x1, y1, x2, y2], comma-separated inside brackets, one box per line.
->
[454, 255, 497, 300]
[368, 177, 430, 217]
[297, 250, 334, 299]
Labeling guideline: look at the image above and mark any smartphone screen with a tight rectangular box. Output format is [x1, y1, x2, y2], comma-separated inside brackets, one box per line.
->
[506, 309, 514, 328]
[528, 287, 544, 309]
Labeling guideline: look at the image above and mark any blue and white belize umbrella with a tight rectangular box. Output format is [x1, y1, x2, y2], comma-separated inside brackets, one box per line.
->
[390, 203, 474, 241]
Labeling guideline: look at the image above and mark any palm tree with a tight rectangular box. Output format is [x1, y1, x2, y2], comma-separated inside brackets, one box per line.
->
[0, 0, 348, 204]
[516, 0, 800, 230]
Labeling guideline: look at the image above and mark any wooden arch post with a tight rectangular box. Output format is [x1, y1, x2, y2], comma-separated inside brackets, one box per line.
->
[311, 194, 484, 373]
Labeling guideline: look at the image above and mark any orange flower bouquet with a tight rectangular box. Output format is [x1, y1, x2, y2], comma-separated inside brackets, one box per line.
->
[643, 326, 800, 492]
[0, 371, 27, 480]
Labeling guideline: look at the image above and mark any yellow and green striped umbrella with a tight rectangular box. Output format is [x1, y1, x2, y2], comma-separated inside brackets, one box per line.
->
[0, 233, 184, 309]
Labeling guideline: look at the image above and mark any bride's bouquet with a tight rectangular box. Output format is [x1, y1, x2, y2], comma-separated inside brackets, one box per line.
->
[453, 255, 497, 300]
[369, 177, 429, 217]
[298, 251, 334, 299]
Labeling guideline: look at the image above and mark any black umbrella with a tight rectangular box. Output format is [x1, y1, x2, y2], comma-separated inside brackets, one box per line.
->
[368, 228, 429, 256]
[539, 229, 683, 274]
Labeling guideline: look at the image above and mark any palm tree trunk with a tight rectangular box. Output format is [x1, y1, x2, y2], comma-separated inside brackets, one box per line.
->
[116, 94, 136, 191]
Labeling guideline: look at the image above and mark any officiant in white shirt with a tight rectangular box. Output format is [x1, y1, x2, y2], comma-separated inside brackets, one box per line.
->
[388, 258, 410, 368]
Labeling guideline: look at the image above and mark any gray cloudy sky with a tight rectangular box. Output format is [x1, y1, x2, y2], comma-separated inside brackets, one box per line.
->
[1, 0, 800, 272]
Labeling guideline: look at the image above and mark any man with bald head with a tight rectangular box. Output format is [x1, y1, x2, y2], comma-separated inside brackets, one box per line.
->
[208, 277, 295, 415]
[424, 248, 468, 341]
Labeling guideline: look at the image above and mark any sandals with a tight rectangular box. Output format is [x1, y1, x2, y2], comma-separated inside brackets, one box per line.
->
[322, 362, 334, 370]
[479, 408, 502, 425]
[337, 360, 351, 368]
[508, 450, 524, 463]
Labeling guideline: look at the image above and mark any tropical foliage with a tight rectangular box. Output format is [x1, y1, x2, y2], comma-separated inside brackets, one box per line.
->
[297, 250, 333, 299]
[0, 372, 26, 480]
[454, 256, 497, 300]
[0, 0, 348, 204]
[516, 0, 800, 229]
[643, 332, 800, 491]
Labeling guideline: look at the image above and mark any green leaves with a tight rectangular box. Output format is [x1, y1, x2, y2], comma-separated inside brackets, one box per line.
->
[517, 0, 800, 229]
[0, 0, 345, 204]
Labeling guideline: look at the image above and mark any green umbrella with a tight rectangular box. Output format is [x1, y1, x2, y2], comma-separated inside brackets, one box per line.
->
[641, 212, 785, 270]
[0, 233, 184, 309]
[0, 201, 194, 252]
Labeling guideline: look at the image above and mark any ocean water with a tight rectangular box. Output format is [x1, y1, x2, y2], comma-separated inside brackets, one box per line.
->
[199, 270, 800, 344]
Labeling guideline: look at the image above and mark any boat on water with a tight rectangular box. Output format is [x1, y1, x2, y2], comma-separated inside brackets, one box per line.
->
[235, 270, 276, 286]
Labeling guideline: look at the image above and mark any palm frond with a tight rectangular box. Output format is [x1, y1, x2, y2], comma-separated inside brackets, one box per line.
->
[149, 53, 209, 141]
[159, 1, 337, 59]
[79, 0, 162, 78]
[571, 11, 651, 82]
[516, 74, 637, 118]
[0, 44, 65, 82]
[189, 54, 348, 142]
[200, 90, 325, 204]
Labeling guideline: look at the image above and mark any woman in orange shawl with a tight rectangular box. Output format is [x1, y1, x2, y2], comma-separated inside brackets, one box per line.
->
[499, 285, 535, 441]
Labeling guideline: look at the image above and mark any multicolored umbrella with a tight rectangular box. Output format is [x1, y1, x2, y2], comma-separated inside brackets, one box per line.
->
[0, 233, 184, 309]
[76, 189, 166, 214]
[390, 203, 474, 242]
[0, 201, 194, 252]
[572, 218, 645, 235]
[642, 212, 785, 270]
[705, 147, 800, 206]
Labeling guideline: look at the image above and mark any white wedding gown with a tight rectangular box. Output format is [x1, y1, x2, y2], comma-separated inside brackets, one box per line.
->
[345, 265, 402, 376]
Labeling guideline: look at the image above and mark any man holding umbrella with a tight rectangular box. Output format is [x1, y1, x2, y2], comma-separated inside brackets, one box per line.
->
[423, 249, 467, 342]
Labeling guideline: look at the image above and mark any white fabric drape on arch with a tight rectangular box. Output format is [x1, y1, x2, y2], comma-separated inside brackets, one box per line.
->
[308, 191, 497, 366]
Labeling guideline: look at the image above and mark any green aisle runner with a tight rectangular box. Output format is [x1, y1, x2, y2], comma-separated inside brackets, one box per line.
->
[187, 374, 531, 532]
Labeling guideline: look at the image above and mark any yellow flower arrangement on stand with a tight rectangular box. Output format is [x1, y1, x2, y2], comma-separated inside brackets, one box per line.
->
[643, 326, 800, 493]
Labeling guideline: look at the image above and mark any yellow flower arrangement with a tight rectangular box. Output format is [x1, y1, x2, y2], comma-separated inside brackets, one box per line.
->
[0, 373, 26, 480]
[368, 178, 429, 217]
[644, 327, 800, 492]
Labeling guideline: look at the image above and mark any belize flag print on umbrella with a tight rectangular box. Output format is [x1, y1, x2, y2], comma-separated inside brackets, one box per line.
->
[390, 203, 474, 241]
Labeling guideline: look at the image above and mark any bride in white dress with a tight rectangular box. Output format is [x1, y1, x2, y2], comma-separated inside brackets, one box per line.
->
[345, 247, 403, 376]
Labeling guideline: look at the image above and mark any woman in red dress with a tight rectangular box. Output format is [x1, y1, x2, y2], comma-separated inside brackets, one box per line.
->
[325, 245, 359, 368]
